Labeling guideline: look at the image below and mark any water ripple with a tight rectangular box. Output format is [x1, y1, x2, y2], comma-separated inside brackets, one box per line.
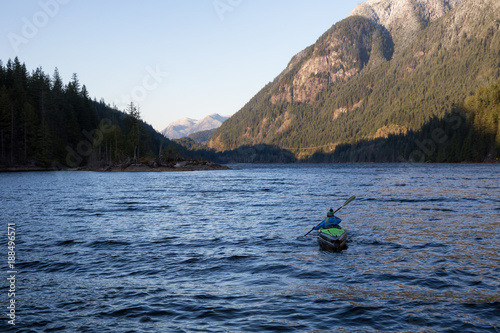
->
[1, 164, 499, 332]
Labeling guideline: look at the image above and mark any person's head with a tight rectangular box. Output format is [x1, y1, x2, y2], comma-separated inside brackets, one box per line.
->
[327, 209, 334, 217]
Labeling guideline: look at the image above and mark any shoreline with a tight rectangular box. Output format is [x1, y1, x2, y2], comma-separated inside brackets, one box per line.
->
[0, 160, 231, 173]
[2, 160, 497, 173]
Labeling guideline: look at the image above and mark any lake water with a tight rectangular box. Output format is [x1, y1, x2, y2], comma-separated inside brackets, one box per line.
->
[0, 164, 499, 332]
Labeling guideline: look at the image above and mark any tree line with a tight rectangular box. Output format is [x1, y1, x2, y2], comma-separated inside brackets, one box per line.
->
[3, 57, 497, 168]
[0, 58, 175, 169]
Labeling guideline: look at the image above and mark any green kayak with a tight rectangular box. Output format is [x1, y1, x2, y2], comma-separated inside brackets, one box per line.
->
[317, 226, 347, 252]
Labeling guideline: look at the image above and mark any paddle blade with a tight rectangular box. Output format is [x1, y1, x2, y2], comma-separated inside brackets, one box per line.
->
[343, 195, 356, 207]
[333, 195, 356, 213]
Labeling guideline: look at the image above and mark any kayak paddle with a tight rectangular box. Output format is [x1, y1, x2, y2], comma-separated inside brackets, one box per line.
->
[303, 195, 356, 236]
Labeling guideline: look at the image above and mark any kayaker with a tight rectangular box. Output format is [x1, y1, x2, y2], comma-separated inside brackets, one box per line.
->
[314, 209, 342, 230]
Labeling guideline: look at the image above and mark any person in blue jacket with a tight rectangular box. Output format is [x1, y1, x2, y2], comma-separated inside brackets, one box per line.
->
[314, 209, 342, 230]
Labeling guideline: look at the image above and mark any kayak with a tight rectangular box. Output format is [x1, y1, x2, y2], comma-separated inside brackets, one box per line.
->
[317, 225, 347, 252]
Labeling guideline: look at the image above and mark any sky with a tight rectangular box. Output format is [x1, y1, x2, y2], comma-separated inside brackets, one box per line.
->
[1, 0, 361, 132]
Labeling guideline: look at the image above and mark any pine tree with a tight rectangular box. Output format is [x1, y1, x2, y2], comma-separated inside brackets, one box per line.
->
[126, 102, 142, 161]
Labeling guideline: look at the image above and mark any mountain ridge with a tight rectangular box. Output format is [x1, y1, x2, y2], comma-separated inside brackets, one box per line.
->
[208, 0, 499, 157]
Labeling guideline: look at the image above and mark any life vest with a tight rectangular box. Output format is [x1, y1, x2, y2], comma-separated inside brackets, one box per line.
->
[314, 216, 342, 230]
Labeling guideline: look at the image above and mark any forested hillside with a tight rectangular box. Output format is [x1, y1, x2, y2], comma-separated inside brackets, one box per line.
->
[0, 58, 173, 169]
[308, 78, 500, 162]
[208, 0, 500, 161]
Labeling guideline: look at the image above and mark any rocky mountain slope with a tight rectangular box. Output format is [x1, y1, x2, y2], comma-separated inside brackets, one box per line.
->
[208, 0, 499, 157]
[350, 0, 465, 51]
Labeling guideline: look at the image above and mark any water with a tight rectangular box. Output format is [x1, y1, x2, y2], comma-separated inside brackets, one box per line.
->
[0, 164, 499, 332]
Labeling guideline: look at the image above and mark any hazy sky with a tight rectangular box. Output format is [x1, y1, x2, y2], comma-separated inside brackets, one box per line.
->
[1, 0, 361, 132]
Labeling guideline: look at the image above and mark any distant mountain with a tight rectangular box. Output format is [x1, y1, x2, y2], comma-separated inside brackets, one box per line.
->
[208, 0, 499, 159]
[162, 113, 229, 139]
[162, 117, 197, 139]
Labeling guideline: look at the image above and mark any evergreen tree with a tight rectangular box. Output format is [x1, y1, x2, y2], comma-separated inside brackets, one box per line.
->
[125, 102, 142, 161]
[0, 58, 176, 168]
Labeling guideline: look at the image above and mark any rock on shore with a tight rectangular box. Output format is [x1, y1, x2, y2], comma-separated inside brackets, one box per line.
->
[87, 159, 231, 172]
